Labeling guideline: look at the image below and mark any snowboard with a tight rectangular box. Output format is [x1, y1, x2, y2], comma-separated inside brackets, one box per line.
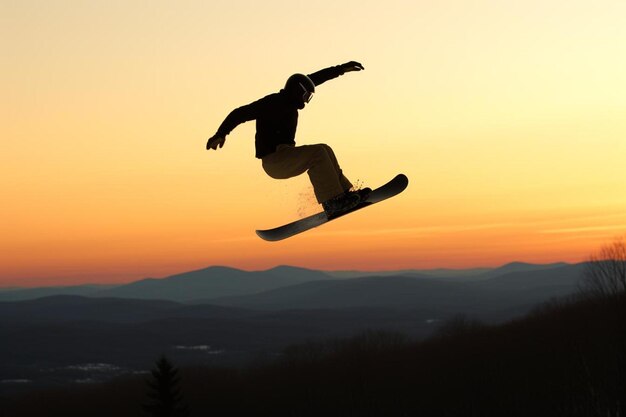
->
[256, 174, 408, 241]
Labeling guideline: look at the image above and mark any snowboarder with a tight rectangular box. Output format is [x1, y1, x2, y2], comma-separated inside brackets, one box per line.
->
[206, 61, 371, 217]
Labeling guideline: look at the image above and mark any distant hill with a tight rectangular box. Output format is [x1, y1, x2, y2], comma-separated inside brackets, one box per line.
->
[0, 284, 116, 302]
[304, 262, 571, 281]
[92, 265, 333, 302]
[0, 262, 578, 303]
[472, 263, 584, 289]
[201, 276, 467, 310]
[326, 267, 492, 279]
[0, 266, 333, 302]
[0, 295, 255, 323]
[201, 263, 585, 316]
[475, 261, 571, 280]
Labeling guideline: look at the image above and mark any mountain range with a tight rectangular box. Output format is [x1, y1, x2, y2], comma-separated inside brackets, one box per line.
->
[0, 262, 588, 392]
[0, 262, 579, 304]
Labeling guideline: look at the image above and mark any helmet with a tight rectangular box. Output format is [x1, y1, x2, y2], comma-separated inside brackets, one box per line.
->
[284, 73, 315, 104]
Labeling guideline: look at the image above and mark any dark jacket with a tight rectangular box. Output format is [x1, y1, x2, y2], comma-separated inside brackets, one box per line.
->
[215, 65, 348, 158]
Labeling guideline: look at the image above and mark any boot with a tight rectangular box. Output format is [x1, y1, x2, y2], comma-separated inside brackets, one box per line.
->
[349, 187, 371, 202]
[322, 192, 362, 218]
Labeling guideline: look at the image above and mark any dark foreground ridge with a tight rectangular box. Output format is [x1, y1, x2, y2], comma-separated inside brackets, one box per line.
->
[2, 292, 624, 417]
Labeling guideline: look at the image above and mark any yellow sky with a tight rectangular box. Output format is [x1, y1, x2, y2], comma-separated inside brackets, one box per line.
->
[2, 0, 625, 286]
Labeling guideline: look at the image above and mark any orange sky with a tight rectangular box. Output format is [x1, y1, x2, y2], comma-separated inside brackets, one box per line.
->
[2, 1, 625, 287]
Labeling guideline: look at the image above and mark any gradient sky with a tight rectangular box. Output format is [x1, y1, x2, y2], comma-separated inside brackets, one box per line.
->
[2, 0, 625, 286]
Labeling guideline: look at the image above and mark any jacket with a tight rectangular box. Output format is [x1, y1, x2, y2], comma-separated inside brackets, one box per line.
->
[215, 65, 348, 158]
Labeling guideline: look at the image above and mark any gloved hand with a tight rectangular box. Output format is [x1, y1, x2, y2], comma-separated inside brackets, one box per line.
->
[206, 134, 226, 150]
[340, 61, 365, 73]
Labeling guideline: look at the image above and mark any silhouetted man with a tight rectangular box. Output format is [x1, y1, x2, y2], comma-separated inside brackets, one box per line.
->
[206, 61, 370, 217]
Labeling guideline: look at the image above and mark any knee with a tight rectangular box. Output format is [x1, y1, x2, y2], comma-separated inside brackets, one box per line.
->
[318, 143, 332, 153]
[309, 143, 330, 158]
[310, 143, 334, 159]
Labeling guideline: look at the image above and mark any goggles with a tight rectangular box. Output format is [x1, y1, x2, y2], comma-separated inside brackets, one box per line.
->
[299, 82, 314, 103]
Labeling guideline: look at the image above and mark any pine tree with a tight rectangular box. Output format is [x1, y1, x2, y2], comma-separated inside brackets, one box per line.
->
[143, 356, 190, 417]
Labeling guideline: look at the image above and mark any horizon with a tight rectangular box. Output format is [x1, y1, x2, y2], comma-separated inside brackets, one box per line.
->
[0, 259, 577, 289]
[2, 1, 625, 287]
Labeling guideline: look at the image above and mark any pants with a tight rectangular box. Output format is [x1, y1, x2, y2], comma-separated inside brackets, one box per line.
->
[262, 144, 353, 203]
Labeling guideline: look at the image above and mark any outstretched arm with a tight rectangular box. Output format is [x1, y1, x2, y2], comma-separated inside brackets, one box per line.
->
[307, 61, 364, 87]
[206, 98, 264, 151]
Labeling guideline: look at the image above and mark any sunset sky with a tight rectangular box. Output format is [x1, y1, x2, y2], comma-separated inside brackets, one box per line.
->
[2, 0, 625, 286]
